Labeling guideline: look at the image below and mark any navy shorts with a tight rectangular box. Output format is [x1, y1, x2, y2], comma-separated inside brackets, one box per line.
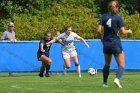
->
[37, 52, 49, 61]
[103, 42, 123, 56]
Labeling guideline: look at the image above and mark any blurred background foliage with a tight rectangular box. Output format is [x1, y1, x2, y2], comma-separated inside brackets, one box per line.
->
[0, 0, 140, 40]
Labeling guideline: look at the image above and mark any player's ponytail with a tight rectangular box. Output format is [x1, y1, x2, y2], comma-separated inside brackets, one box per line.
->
[108, 1, 119, 14]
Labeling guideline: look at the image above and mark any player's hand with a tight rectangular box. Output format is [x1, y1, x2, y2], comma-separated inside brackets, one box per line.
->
[41, 49, 45, 52]
[46, 42, 49, 45]
[128, 29, 132, 34]
[61, 42, 66, 46]
[58, 40, 65, 46]
[85, 43, 90, 48]
[10, 39, 16, 42]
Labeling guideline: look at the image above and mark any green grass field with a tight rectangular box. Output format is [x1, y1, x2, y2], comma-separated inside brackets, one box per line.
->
[0, 72, 140, 93]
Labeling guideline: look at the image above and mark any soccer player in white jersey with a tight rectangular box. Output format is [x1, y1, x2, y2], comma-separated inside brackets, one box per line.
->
[47, 25, 89, 78]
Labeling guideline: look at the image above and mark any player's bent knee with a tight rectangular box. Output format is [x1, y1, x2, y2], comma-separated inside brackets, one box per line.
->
[48, 60, 52, 64]
[120, 64, 125, 68]
[44, 59, 51, 64]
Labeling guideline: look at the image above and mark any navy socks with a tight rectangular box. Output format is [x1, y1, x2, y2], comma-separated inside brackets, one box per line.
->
[116, 66, 124, 79]
[103, 65, 110, 84]
[103, 65, 124, 84]
[46, 64, 51, 73]
[40, 67, 45, 74]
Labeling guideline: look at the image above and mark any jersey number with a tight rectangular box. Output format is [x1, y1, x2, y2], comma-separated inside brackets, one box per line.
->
[106, 18, 112, 28]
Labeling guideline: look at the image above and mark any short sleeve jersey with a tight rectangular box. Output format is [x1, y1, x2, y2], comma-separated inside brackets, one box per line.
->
[99, 13, 124, 43]
[56, 32, 80, 52]
[37, 38, 52, 57]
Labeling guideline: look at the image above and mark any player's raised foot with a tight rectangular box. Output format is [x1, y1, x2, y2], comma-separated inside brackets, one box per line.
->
[38, 73, 44, 77]
[114, 78, 122, 88]
[45, 72, 50, 77]
[102, 83, 108, 88]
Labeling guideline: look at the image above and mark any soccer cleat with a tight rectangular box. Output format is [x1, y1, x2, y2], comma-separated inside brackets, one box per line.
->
[38, 73, 44, 77]
[63, 65, 67, 75]
[9, 72, 13, 76]
[45, 73, 50, 77]
[79, 74, 81, 78]
[102, 83, 108, 88]
[78, 71, 81, 78]
[114, 78, 122, 88]
[63, 69, 67, 75]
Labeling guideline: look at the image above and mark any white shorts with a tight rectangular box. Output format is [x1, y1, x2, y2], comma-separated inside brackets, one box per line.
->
[62, 50, 77, 59]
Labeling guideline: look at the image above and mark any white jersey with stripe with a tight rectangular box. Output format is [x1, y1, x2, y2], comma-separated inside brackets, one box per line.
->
[56, 32, 80, 52]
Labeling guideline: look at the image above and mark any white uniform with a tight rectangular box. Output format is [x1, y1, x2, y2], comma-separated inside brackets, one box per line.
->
[56, 32, 80, 59]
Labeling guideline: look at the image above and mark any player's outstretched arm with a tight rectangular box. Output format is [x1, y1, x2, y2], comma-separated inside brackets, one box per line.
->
[78, 37, 90, 48]
[57, 40, 65, 46]
[120, 27, 132, 35]
[46, 39, 56, 45]
[47, 39, 65, 46]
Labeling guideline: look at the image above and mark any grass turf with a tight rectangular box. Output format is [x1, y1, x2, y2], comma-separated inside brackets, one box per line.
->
[0, 72, 140, 93]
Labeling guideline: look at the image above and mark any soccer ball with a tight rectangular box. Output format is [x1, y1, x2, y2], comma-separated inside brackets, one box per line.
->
[88, 68, 97, 76]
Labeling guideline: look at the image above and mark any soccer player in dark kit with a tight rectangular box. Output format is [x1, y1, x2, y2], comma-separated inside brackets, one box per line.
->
[37, 32, 52, 77]
[97, 1, 132, 88]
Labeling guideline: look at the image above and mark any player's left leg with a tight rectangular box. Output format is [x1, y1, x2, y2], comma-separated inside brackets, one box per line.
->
[72, 56, 81, 78]
[71, 50, 81, 78]
[43, 57, 52, 77]
[114, 52, 125, 88]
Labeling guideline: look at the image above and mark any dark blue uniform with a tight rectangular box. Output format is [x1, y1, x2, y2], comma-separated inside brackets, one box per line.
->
[37, 38, 52, 61]
[99, 13, 124, 55]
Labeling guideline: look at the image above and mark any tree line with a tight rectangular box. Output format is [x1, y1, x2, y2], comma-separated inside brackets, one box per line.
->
[0, 0, 140, 40]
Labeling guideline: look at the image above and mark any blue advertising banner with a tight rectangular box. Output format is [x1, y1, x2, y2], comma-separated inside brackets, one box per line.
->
[0, 40, 139, 72]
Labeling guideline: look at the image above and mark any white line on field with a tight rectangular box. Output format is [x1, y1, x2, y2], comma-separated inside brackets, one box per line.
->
[11, 85, 21, 89]
[10, 84, 33, 90]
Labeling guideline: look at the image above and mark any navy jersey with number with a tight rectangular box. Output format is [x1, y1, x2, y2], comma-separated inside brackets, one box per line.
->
[37, 38, 52, 60]
[99, 13, 124, 55]
[99, 13, 124, 43]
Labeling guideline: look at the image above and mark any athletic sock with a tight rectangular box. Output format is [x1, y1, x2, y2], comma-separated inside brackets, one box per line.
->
[103, 65, 110, 84]
[75, 64, 81, 77]
[46, 64, 51, 73]
[40, 67, 45, 74]
[116, 66, 124, 79]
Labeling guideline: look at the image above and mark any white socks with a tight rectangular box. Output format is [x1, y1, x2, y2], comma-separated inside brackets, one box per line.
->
[76, 65, 81, 78]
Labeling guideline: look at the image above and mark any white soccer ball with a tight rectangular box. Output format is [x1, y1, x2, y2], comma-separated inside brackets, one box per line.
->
[88, 68, 97, 76]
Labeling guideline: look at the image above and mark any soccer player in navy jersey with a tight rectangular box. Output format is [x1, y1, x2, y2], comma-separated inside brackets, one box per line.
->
[97, 1, 132, 88]
[37, 32, 52, 77]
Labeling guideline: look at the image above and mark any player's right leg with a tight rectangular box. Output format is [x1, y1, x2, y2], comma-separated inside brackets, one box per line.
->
[38, 61, 46, 77]
[62, 52, 71, 74]
[103, 54, 112, 87]
[63, 58, 71, 74]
